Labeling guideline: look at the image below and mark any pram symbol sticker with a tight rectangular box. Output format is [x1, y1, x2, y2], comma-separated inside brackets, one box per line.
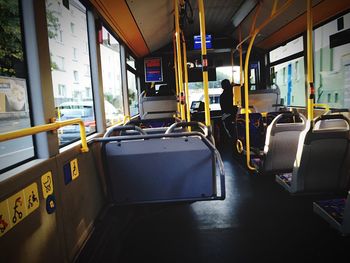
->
[41, 171, 54, 198]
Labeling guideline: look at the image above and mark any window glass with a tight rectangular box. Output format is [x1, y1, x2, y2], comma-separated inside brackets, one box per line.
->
[270, 57, 306, 106]
[0, 0, 35, 171]
[127, 70, 138, 116]
[126, 54, 136, 69]
[99, 26, 124, 126]
[46, 0, 95, 146]
[188, 66, 241, 111]
[269, 36, 303, 63]
[314, 12, 350, 108]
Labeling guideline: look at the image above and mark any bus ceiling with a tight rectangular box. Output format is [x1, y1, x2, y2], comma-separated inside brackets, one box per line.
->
[88, 0, 350, 57]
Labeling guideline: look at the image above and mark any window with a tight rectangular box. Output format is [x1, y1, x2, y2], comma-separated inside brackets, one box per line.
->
[0, 0, 34, 171]
[56, 56, 65, 70]
[271, 57, 305, 106]
[314, 12, 350, 108]
[58, 84, 67, 97]
[269, 36, 303, 63]
[127, 54, 136, 69]
[73, 47, 77, 60]
[127, 70, 138, 116]
[99, 26, 124, 126]
[70, 22, 75, 34]
[73, 70, 79, 83]
[46, 0, 95, 146]
[269, 36, 306, 107]
[54, 29, 63, 43]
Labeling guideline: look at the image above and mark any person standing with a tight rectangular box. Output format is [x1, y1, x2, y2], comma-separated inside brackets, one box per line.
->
[220, 79, 238, 144]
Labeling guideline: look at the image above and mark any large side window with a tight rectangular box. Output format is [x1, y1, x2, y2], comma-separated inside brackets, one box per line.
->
[269, 36, 306, 106]
[188, 66, 240, 111]
[0, 0, 34, 171]
[99, 26, 124, 126]
[127, 69, 138, 116]
[314, 12, 350, 109]
[46, 0, 95, 146]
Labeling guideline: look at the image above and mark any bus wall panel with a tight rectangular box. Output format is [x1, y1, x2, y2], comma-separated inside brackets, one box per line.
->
[0, 159, 64, 263]
[55, 143, 104, 262]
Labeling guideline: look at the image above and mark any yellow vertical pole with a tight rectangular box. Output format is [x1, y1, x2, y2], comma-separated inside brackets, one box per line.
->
[238, 27, 243, 106]
[174, 0, 186, 121]
[198, 0, 211, 127]
[244, 32, 258, 171]
[173, 36, 181, 116]
[230, 49, 234, 84]
[307, 0, 314, 121]
[182, 33, 191, 123]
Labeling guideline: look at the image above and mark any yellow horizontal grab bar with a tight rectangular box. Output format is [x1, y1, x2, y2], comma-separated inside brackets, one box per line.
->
[0, 118, 89, 153]
[314, 103, 330, 112]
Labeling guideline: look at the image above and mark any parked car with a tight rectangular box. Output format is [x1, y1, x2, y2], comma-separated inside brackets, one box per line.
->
[57, 100, 122, 145]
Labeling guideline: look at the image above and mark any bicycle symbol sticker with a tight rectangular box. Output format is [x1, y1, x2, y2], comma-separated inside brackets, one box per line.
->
[41, 171, 54, 199]
[8, 191, 26, 227]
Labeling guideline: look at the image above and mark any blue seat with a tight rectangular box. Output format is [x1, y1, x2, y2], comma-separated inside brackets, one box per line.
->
[236, 113, 265, 150]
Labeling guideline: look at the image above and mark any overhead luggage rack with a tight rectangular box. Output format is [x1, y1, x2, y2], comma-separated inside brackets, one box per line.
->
[94, 121, 225, 205]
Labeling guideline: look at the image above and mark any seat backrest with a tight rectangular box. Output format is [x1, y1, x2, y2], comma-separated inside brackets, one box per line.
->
[291, 114, 350, 193]
[236, 113, 265, 149]
[248, 89, 280, 113]
[139, 89, 177, 120]
[263, 113, 306, 173]
[157, 85, 175, 96]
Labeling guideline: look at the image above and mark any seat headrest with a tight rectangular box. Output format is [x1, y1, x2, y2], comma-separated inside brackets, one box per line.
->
[157, 85, 174, 96]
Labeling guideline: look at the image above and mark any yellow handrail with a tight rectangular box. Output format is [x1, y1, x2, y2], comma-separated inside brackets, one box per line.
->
[314, 103, 330, 112]
[242, 0, 293, 171]
[123, 115, 131, 125]
[174, 0, 186, 121]
[0, 118, 89, 153]
[307, 0, 315, 121]
[182, 32, 191, 124]
[198, 0, 211, 127]
[173, 36, 181, 117]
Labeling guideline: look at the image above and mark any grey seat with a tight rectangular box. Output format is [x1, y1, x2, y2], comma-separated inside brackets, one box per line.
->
[276, 114, 350, 193]
[139, 90, 177, 119]
[100, 123, 225, 205]
[263, 113, 306, 174]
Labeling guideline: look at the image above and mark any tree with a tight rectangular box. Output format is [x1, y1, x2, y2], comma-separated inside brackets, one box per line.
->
[0, 0, 23, 76]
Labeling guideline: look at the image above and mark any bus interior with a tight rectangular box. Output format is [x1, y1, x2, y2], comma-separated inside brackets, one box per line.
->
[1, 0, 350, 262]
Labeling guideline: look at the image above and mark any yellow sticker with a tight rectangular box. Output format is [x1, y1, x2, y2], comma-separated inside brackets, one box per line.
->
[24, 183, 40, 215]
[0, 199, 11, 237]
[8, 190, 26, 227]
[70, 158, 79, 180]
[41, 171, 53, 199]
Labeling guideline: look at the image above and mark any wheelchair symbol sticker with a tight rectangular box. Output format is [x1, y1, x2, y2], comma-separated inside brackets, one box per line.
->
[70, 158, 80, 180]
[41, 171, 54, 199]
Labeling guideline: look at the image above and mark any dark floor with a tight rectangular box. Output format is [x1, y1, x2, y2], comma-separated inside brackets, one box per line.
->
[78, 147, 350, 263]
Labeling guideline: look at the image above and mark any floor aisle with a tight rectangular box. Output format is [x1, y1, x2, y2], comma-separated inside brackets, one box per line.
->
[78, 148, 350, 262]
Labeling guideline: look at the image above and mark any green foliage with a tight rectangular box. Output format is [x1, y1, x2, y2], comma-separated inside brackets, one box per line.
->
[46, 2, 60, 39]
[0, 0, 23, 76]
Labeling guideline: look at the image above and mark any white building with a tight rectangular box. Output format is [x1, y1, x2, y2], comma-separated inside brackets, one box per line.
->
[47, 0, 92, 106]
